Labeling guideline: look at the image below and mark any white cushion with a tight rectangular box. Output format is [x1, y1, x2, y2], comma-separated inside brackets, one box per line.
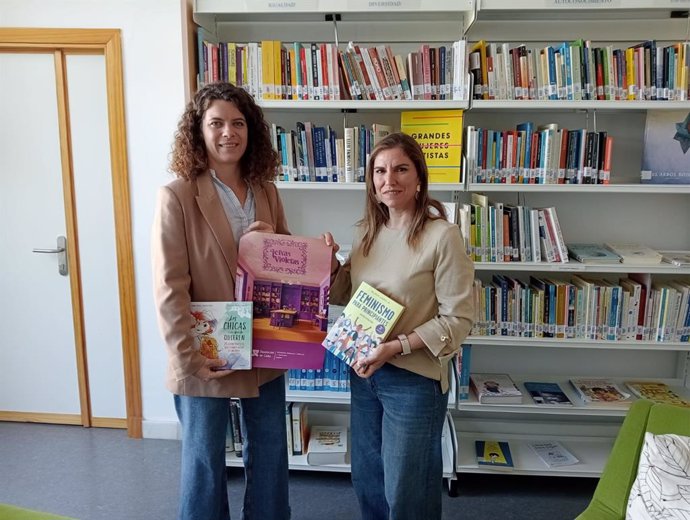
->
[626, 432, 690, 520]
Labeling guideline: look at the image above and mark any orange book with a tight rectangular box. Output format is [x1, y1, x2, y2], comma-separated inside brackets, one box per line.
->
[601, 136, 613, 184]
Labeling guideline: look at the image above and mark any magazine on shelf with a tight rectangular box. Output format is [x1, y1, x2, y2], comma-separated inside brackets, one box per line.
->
[236, 232, 332, 369]
[470, 373, 523, 404]
[569, 378, 634, 406]
[603, 243, 663, 266]
[523, 382, 574, 406]
[475, 440, 514, 469]
[528, 440, 579, 468]
[566, 243, 622, 264]
[625, 381, 690, 408]
[190, 301, 253, 370]
[659, 251, 690, 267]
[322, 281, 404, 368]
[306, 426, 348, 465]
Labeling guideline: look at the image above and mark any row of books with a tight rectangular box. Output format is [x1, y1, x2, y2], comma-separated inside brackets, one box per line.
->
[470, 40, 690, 102]
[271, 122, 392, 184]
[460, 195, 568, 264]
[464, 373, 690, 409]
[465, 123, 613, 185]
[227, 401, 348, 465]
[287, 351, 351, 393]
[470, 274, 690, 343]
[271, 110, 464, 184]
[197, 31, 469, 102]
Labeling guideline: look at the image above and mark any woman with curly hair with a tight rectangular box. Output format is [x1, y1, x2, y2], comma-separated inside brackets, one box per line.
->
[152, 82, 291, 520]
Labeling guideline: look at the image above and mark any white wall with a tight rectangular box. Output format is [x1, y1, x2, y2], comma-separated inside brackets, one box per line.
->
[1, 0, 187, 437]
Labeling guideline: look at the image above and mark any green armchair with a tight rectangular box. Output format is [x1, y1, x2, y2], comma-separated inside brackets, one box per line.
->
[0, 504, 75, 520]
[576, 399, 690, 520]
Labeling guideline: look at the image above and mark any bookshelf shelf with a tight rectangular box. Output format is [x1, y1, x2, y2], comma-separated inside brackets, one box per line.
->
[456, 433, 613, 477]
[470, 100, 690, 112]
[457, 375, 689, 416]
[467, 183, 690, 194]
[276, 181, 465, 191]
[260, 100, 471, 110]
[465, 336, 690, 351]
[473, 261, 690, 274]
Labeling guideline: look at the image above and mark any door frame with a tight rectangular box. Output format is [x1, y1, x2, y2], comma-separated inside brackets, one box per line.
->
[0, 28, 142, 438]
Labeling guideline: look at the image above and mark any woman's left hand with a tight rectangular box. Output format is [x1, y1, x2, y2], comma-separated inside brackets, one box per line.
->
[354, 340, 399, 378]
[246, 220, 275, 234]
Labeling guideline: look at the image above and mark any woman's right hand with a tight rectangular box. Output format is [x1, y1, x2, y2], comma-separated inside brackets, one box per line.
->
[194, 358, 234, 382]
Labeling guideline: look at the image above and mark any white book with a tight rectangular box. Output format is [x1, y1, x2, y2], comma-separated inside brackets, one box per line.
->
[470, 373, 523, 404]
[528, 440, 579, 468]
[604, 243, 663, 265]
[306, 426, 348, 466]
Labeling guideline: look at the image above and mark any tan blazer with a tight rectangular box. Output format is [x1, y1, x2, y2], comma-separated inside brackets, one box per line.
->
[152, 171, 289, 397]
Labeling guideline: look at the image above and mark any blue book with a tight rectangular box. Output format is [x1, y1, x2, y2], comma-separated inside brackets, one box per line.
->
[524, 382, 573, 405]
[567, 243, 622, 264]
[457, 345, 472, 401]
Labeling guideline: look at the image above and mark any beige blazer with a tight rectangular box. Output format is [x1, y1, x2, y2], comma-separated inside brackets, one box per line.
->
[152, 171, 289, 397]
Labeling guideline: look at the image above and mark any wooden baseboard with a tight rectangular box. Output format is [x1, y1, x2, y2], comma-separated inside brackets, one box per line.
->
[0, 411, 82, 425]
[91, 417, 127, 429]
[0, 412, 127, 429]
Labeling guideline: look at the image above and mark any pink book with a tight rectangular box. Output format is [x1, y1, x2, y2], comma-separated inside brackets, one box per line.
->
[236, 233, 332, 369]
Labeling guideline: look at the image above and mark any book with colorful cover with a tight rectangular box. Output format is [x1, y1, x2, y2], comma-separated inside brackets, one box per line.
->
[235, 232, 332, 369]
[625, 381, 690, 408]
[567, 243, 622, 264]
[400, 109, 464, 183]
[470, 373, 523, 404]
[640, 110, 690, 184]
[190, 301, 253, 369]
[569, 378, 634, 406]
[475, 440, 513, 468]
[322, 281, 404, 368]
[524, 382, 574, 406]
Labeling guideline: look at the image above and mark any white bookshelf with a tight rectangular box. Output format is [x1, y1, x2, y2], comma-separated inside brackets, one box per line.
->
[192, 0, 690, 482]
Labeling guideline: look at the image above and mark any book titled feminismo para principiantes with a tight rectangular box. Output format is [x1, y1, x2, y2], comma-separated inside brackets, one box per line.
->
[322, 282, 404, 368]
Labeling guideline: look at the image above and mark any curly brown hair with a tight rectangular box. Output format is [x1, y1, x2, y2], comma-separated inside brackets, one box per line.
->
[169, 82, 279, 182]
[360, 132, 447, 256]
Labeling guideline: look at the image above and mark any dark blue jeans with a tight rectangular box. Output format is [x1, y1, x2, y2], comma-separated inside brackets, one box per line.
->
[174, 375, 290, 520]
[350, 363, 449, 520]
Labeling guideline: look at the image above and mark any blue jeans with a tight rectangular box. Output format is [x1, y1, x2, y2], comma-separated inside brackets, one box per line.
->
[350, 364, 449, 520]
[174, 375, 290, 520]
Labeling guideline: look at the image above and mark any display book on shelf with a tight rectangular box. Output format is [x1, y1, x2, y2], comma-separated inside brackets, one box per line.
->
[454, 0, 690, 479]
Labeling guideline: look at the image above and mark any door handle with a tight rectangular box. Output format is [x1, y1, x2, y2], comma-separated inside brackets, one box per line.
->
[32, 236, 68, 276]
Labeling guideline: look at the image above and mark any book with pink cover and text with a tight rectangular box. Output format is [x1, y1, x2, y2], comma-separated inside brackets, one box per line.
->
[236, 232, 332, 369]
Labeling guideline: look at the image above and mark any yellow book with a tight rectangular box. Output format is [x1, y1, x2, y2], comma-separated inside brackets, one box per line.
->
[400, 109, 464, 183]
[626, 47, 635, 100]
[289, 48, 298, 100]
[322, 281, 405, 368]
[227, 42, 237, 87]
[261, 40, 274, 99]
